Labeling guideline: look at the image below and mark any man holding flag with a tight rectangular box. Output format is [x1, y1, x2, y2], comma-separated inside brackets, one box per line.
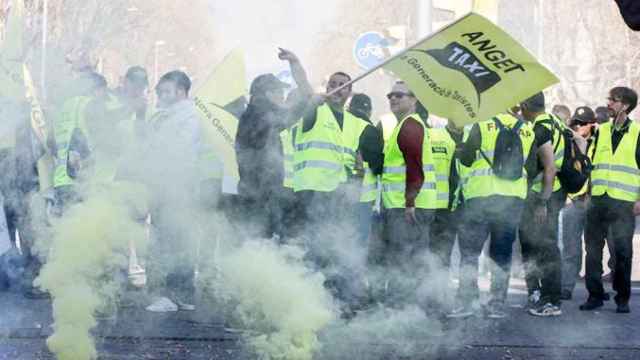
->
[379, 81, 437, 307]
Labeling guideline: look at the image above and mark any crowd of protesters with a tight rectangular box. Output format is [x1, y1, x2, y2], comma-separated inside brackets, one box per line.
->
[0, 46, 638, 321]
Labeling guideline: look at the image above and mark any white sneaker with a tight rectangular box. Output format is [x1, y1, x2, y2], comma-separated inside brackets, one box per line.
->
[176, 301, 195, 311]
[486, 303, 508, 319]
[529, 303, 562, 317]
[446, 305, 474, 319]
[145, 297, 178, 312]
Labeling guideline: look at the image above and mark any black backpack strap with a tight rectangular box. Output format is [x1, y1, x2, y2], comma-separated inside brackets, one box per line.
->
[291, 125, 298, 148]
[512, 119, 525, 134]
[479, 148, 492, 166]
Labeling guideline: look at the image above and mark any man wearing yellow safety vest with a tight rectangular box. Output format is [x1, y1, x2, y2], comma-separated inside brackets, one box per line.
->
[51, 73, 108, 209]
[518, 93, 567, 317]
[278, 49, 380, 315]
[82, 66, 149, 184]
[428, 120, 464, 270]
[347, 93, 384, 248]
[581, 87, 639, 314]
[380, 81, 437, 307]
[450, 104, 555, 319]
[278, 88, 310, 241]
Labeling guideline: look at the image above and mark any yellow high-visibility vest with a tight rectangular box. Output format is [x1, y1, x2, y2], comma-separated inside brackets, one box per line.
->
[381, 113, 437, 209]
[531, 113, 565, 193]
[293, 104, 368, 192]
[429, 127, 456, 209]
[462, 113, 535, 200]
[591, 121, 640, 202]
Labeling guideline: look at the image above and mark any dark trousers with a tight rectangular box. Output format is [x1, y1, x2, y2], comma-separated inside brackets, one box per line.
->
[295, 190, 365, 307]
[584, 196, 635, 304]
[520, 190, 566, 305]
[457, 196, 524, 306]
[380, 207, 434, 306]
[148, 201, 196, 303]
[429, 208, 459, 269]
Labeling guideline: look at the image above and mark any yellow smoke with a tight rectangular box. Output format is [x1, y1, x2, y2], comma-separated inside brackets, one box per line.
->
[35, 182, 148, 360]
[216, 240, 336, 360]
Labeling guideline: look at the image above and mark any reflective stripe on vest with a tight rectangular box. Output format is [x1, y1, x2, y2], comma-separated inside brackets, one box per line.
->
[53, 96, 91, 188]
[382, 182, 436, 192]
[292, 104, 368, 192]
[360, 166, 378, 202]
[531, 113, 565, 193]
[591, 121, 640, 201]
[462, 113, 534, 200]
[381, 113, 437, 209]
[429, 127, 456, 209]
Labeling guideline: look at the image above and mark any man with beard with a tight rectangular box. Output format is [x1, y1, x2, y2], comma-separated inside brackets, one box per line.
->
[581, 86, 639, 314]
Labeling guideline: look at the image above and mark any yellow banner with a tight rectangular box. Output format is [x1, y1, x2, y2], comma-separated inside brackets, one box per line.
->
[193, 49, 247, 193]
[383, 13, 558, 126]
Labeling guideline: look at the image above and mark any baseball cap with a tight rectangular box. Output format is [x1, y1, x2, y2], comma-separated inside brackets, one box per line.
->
[349, 93, 372, 120]
[125, 66, 149, 86]
[570, 106, 596, 125]
[249, 74, 289, 96]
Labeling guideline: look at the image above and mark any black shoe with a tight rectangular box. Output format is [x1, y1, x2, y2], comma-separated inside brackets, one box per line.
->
[616, 303, 630, 314]
[579, 298, 604, 311]
[560, 290, 572, 301]
[23, 287, 50, 300]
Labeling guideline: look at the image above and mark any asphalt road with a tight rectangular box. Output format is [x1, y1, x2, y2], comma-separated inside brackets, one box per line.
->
[1, 281, 639, 360]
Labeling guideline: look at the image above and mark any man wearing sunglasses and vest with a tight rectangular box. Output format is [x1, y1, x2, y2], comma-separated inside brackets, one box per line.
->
[581, 86, 639, 314]
[379, 81, 437, 308]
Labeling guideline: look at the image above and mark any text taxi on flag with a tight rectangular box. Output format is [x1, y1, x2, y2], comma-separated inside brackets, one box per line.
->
[331, 13, 559, 127]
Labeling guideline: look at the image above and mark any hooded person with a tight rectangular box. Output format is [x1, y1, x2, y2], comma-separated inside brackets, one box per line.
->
[235, 73, 292, 239]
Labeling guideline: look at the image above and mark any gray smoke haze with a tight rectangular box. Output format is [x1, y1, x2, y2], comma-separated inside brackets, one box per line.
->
[208, 0, 339, 81]
[3, 2, 640, 360]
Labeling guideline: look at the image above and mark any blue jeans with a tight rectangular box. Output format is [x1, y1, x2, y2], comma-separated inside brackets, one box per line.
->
[457, 196, 524, 306]
[561, 200, 586, 294]
[357, 201, 374, 249]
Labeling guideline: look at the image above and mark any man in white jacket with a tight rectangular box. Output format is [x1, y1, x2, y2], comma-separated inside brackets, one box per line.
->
[144, 70, 203, 312]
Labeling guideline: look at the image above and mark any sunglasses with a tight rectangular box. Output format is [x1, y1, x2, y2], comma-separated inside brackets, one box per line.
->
[387, 92, 414, 100]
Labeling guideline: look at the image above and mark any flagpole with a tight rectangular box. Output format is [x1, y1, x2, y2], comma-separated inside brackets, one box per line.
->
[40, 0, 48, 102]
[327, 12, 475, 96]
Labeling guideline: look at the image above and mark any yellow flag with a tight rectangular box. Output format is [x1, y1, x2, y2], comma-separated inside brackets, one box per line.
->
[383, 13, 558, 126]
[193, 49, 247, 194]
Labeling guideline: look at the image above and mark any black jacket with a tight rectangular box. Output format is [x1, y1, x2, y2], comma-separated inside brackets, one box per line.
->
[235, 96, 288, 199]
[616, 0, 640, 31]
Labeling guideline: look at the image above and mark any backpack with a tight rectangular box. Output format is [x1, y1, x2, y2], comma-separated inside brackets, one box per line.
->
[480, 117, 525, 180]
[555, 126, 592, 193]
[536, 117, 592, 193]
